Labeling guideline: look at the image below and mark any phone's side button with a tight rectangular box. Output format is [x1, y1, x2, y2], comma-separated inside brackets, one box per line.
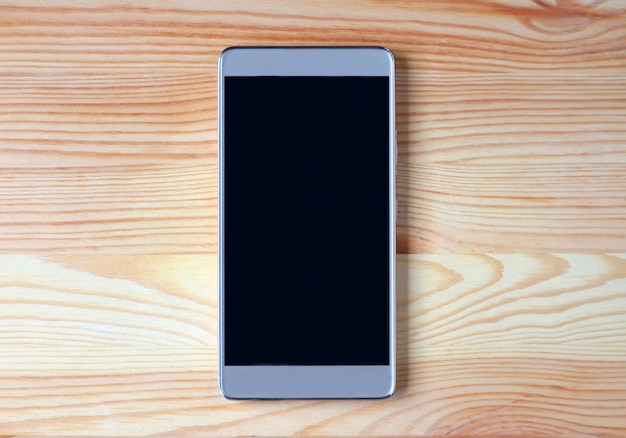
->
[395, 198, 398, 221]
[394, 129, 398, 175]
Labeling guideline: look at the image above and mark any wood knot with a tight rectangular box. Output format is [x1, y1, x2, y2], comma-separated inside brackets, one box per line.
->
[523, 0, 618, 34]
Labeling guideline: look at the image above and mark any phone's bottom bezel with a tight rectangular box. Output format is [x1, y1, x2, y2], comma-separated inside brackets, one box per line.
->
[220, 365, 394, 399]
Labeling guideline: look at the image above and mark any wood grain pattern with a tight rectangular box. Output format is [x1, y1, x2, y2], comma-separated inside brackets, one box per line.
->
[0, 0, 625, 436]
[0, 70, 215, 254]
[397, 73, 626, 253]
[1, 1, 625, 74]
[0, 254, 624, 435]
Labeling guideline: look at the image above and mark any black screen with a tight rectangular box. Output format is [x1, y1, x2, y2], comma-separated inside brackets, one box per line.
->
[224, 76, 390, 365]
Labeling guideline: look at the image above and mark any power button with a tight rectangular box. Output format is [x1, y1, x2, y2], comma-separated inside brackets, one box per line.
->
[394, 128, 398, 174]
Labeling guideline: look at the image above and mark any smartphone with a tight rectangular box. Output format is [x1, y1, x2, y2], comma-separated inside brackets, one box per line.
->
[218, 47, 395, 399]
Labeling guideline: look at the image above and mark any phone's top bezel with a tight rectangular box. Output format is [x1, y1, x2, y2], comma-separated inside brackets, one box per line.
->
[219, 46, 394, 76]
[218, 46, 396, 399]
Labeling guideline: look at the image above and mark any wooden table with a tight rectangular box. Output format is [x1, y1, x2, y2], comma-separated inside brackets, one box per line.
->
[1, 1, 625, 435]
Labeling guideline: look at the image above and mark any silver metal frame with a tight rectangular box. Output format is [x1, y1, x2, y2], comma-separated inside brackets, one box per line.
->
[218, 47, 396, 399]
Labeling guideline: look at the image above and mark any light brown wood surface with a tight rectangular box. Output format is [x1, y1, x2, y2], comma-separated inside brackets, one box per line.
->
[0, 0, 625, 436]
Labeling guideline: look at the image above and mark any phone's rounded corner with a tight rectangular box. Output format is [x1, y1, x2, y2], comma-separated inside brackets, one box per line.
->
[379, 386, 396, 400]
[368, 380, 395, 400]
[218, 46, 239, 69]
[218, 373, 234, 400]
[219, 46, 238, 57]
[219, 381, 253, 401]
[381, 46, 395, 58]
[219, 387, 236, 401]
[387, 378, 397, 399]
[381, 369, 396, 399]
[375, 46, 395, 66]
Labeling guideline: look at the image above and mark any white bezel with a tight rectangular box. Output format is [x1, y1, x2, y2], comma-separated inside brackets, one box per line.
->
[218, 47, 396, 399]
